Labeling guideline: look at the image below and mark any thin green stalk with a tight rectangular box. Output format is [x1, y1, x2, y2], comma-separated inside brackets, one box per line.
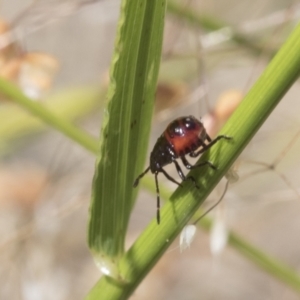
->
[167, 0, 274, 56]
[0, 78, 98, 154]
[0, 85, 103, 154]
[87, 23, 300, 299]
[200, 217, 300, 292]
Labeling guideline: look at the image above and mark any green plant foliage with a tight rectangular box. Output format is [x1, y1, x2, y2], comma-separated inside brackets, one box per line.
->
[86, 23, 300, 299]
[87, 0, 166, 278]
[0, 2, 300, 298]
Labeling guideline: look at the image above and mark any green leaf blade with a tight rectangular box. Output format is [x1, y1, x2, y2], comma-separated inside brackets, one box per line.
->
[88, 0, 166, 275]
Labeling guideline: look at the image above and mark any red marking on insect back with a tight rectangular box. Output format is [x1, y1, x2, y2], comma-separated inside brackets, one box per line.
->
[164, 117, 206, 156]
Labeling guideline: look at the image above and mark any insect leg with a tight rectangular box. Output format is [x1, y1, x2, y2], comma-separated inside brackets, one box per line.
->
[181, 156, 217, 170]
[154, 172, 160, 224]
[156, 167, 182, 224]
[133, 166, 150, 187]
[172, 159, 186, 181]
[173, 160, 200, 189]
[160, 167, 182, 187]
[206, 134, 212, 142]
[190, 135, 231, 157]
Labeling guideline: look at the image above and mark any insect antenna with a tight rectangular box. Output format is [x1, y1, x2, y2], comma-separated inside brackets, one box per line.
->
[133, 166, 150, 187]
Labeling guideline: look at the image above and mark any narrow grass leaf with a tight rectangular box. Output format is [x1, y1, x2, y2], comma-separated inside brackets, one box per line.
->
[87, 0, 166, 279]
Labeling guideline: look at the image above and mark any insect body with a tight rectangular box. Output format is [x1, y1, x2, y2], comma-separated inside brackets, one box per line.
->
[133, 115, 231, 224]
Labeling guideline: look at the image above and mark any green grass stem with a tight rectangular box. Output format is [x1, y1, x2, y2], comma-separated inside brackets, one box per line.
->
[86, 22, 300, 299]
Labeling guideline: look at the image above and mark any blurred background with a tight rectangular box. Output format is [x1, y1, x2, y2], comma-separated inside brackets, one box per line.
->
[0, 0, 300, 299]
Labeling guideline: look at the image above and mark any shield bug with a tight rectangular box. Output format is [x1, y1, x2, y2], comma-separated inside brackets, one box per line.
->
[133, 115, 231, 224]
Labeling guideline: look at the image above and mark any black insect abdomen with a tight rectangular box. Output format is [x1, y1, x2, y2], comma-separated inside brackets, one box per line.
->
[150, 135, 175, 173]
